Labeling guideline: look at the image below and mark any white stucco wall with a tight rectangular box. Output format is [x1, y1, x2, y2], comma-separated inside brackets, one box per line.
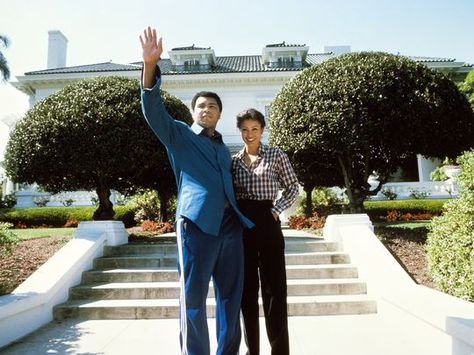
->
[161, 77, 286, 145]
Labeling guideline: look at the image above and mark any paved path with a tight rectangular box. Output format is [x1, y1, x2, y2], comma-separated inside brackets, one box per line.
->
[2, 299, 454, 354]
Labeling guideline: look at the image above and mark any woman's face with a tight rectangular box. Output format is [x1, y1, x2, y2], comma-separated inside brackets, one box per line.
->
[240, 119, 264, 147]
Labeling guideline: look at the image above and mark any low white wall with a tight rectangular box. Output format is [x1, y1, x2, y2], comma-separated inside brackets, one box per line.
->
[0, 221, 128, 349]
[324, 214, 474, 354]
[14, 190, 124, 208]
[369, 180, 459, 200]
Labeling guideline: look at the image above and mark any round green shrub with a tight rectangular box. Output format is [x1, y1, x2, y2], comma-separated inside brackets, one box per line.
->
[426, 150, 474, 301]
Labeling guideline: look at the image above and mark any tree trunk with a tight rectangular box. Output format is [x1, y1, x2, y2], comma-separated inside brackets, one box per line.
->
[93, 180, 115, 220]
[160, 195, 170, 222]
[157, 188, 173, 222]
[347, 188, 365, 213]
[304, 185, 313, 217]
[337, 154, 365, 214]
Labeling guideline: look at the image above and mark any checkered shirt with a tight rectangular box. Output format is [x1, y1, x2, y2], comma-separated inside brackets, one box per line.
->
[232, 144, 300, 215]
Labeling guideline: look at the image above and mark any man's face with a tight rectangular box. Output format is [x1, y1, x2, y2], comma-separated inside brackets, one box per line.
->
[193, 96, 221, 129]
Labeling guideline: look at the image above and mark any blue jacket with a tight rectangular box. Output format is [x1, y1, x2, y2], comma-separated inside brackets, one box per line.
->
[141, 69, 253, 236]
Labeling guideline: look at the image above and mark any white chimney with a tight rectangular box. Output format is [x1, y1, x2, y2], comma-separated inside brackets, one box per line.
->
[47, 30, 68, 69]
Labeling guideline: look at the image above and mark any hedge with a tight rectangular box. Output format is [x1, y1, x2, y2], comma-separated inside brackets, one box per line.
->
[0, 205, 137, 228]
[426, 150, 474, 302]
[363, 199, 449, 221]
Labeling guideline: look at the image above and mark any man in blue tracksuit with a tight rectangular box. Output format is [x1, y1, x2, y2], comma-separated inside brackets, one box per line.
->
[140, 27, 253, 355]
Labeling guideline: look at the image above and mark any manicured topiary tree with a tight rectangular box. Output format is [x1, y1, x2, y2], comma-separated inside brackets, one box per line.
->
[4, 76, 192, 220]
[459, 69, 474, 108]
[426, 150, 474, 301]
[270, 52, 474, 212]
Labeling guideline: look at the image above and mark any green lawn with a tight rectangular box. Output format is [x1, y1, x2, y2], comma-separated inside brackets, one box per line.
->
[11, 228, 76, 240]
[373, 220, 431, 229]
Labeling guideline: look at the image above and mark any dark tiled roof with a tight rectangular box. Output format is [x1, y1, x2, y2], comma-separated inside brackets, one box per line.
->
[306, 53, 338, 65]
[171, 45, 211, 51]
[24, 53, 471, 76]
[25, 62, 141, 75]
[266, 41, 306, 48]
[408, 56, 456, 63]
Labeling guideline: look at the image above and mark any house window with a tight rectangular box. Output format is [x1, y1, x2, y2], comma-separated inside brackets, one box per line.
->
[184, 59, 200, 69]
[278, 57, 294, 68]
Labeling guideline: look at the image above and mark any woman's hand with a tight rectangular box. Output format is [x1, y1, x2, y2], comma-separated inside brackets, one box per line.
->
[272, 211, 279, 221]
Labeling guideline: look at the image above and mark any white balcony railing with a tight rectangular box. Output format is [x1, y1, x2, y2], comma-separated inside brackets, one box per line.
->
[368, 180, 458, 200]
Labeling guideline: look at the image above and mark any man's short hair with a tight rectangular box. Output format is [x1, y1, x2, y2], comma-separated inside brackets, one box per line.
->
[191, 91, 223, 112]
[236, 108, 266, 129]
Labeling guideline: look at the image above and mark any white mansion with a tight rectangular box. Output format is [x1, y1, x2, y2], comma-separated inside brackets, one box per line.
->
[1, 31, 472, 206]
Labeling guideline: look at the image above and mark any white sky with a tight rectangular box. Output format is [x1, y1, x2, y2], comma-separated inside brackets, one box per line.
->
[1, 0, 474, 159]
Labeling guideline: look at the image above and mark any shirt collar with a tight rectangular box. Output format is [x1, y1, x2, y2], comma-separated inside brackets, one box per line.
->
[236, 143, 268, 159]
[199, 129, 224, 144]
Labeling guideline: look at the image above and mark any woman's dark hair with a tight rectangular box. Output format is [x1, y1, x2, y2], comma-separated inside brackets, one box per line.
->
[191, 91, 223, 112]
[236, 108, 266, 129]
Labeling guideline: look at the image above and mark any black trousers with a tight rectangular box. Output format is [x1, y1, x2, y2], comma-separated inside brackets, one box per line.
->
[237, 200, 289, 355]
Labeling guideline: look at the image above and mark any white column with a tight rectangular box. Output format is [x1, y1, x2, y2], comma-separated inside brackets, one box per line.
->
[417, 154, 441, 182]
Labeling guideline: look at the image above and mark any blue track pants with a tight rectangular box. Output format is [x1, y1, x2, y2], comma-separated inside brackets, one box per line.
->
[176, 208, 244, 355]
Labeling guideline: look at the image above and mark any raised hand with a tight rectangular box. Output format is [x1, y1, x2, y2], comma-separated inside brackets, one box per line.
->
[140, 27, 163, 65]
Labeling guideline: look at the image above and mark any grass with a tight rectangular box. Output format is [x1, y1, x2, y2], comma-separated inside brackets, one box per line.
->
[373, 220, 431, 229]
[11, 228, 76, 240]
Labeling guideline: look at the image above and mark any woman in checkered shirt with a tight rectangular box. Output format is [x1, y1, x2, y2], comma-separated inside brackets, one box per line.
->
[232, 108, 299, 355]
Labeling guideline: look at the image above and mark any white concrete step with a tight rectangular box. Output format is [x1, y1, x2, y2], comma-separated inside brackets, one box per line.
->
[54, 294, 377, 320]
[82, 264, 359, 283]
[286, 264, 359, 279]
[105, 240, 340, 256]
[69, 278, 368, 300]
[93, 251, 350, 268]
[57, 237, 377, 321]
[104, 243, 177, 256]
[285, 252, 350, 264]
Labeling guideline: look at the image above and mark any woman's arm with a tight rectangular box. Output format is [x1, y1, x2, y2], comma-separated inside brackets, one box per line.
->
[272, 150, 300, 216]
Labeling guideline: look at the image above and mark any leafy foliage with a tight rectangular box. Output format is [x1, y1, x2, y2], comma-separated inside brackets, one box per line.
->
[140, 220, 174, 233]
[288, 212, 326, 231]
[430, 166, 449, 181]
[459, 69, 474, 108]
[296, 187, 346, 217]
[4, 76, 191, 220]
[381, 187, 397, 200]
[0, 222, 18, 255]
[427, 150, 474, 301]
[0, 34, 10, 81]
[269, 52, 474, 211]
[128, 189, 174, 223]
[0, 193, 16, 208]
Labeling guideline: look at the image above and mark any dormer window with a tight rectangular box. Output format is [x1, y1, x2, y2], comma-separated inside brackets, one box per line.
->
[278, 57, 295, 68]
[262, 42, 309, 69]
[168, 45, 216, 71]
[184, 59, 200, 69]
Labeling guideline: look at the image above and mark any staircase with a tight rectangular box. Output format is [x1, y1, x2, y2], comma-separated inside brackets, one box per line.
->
[53, 232, 377, 320]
